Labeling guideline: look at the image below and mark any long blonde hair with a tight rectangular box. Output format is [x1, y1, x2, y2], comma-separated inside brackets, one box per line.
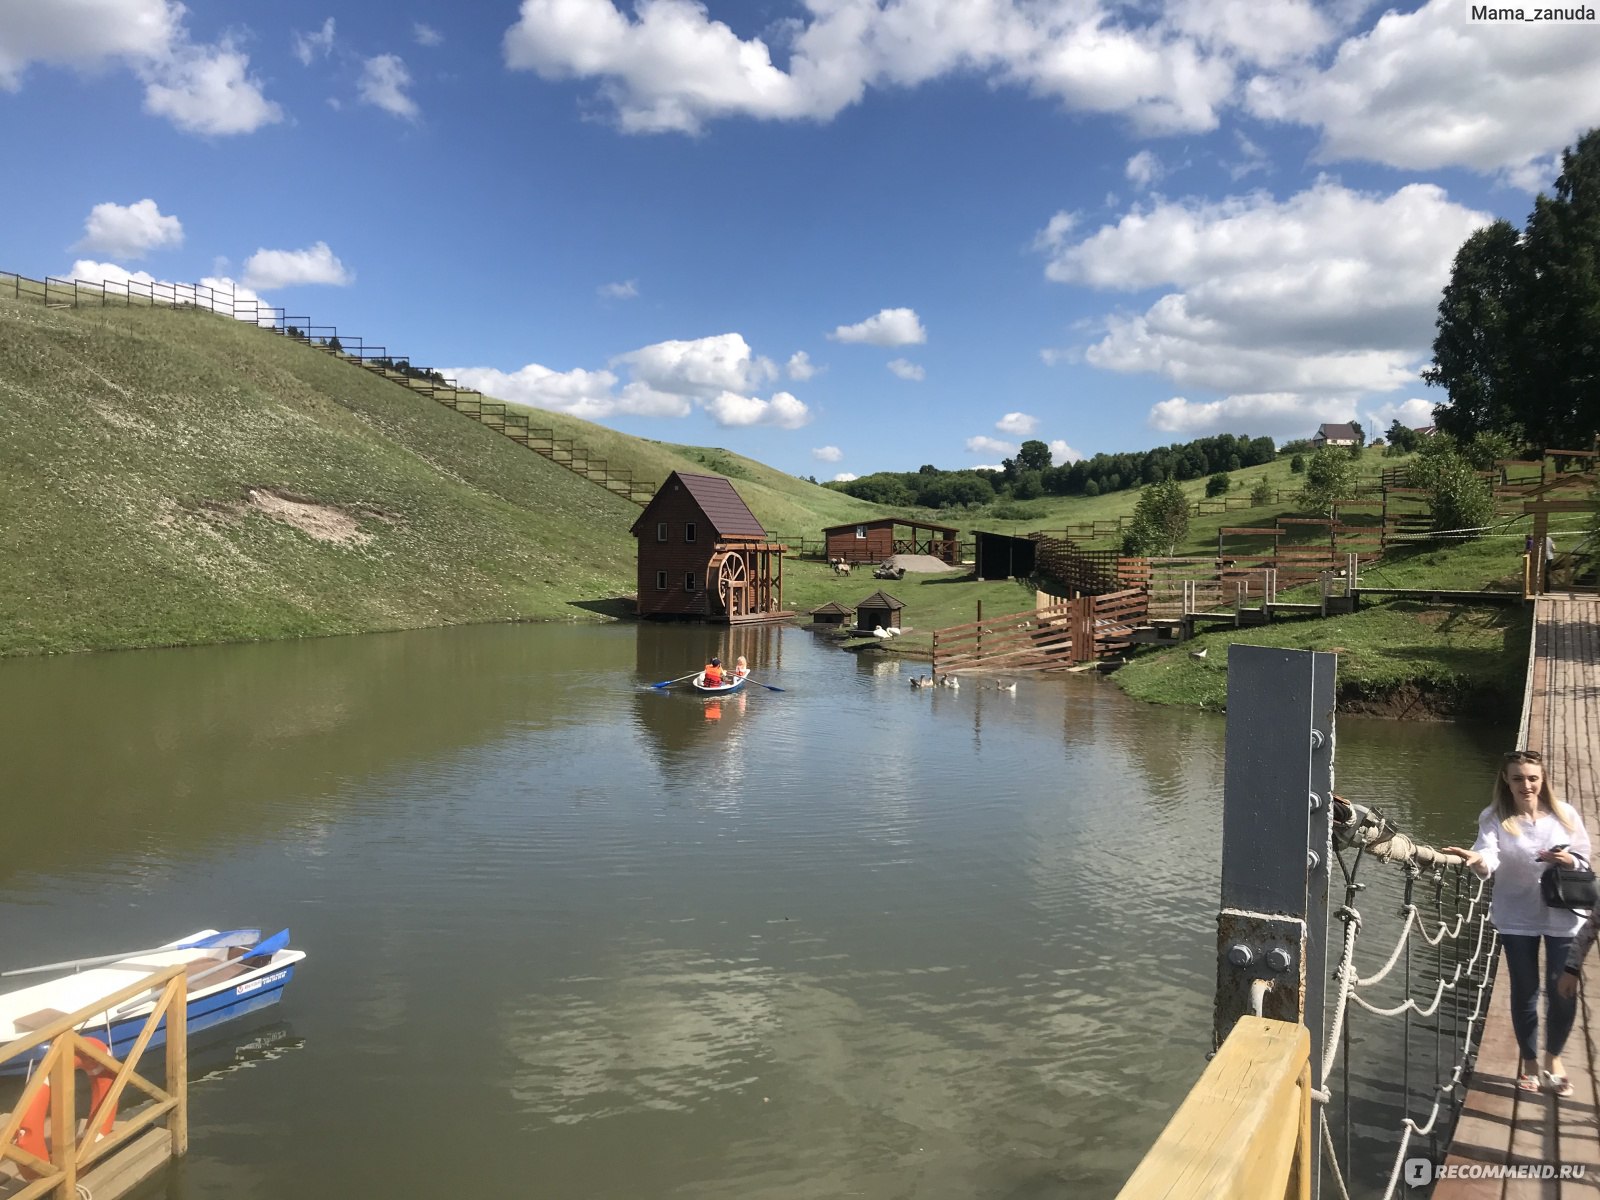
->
[1494, 749, 1577, 834]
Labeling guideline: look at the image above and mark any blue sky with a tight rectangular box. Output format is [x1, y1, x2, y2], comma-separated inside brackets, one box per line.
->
[3, 1, 1598, 481]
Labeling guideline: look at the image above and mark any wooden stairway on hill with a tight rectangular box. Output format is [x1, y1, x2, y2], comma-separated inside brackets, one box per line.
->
[319, 348, 658, 505]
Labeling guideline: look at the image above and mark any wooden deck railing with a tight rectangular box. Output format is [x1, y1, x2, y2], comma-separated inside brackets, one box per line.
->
[0, 964, 188, 1198]
[1114, 1016, 1311, 1200]
[930, 588, 1148, 674]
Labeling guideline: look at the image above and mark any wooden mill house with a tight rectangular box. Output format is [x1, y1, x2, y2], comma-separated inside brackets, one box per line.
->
[631, 472, 791, 622]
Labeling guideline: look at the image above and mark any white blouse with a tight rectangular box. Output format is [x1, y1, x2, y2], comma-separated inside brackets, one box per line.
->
[1469, 805, 1592, 937]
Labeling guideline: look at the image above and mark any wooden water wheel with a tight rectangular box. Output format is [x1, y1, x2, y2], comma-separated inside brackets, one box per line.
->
[709, 550, 748, 615]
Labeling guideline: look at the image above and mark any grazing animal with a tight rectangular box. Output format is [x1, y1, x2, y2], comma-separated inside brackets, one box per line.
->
[830, 558, 852, 576]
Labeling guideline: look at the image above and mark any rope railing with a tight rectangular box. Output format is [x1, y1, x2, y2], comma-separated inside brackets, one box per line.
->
[1316, 796, 1497, 1200]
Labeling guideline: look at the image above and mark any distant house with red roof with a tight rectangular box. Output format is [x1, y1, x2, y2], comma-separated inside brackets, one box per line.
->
[630, 472, 791, 623]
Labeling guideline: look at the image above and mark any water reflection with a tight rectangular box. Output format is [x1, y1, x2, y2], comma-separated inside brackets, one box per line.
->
[0, 622, 1506, 1200]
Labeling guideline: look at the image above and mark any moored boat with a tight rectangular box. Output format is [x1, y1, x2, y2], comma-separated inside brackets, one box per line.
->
[0, 928, 306, 1074]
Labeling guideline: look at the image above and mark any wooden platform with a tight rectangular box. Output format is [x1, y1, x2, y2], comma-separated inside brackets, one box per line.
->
[1438, 598, 1600, 1197]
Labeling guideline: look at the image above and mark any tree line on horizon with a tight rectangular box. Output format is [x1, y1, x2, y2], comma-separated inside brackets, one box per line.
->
[821, 431, 1281, 509]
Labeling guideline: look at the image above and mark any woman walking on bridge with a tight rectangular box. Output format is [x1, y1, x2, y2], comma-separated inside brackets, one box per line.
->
[1444, 749, 1590, 1097]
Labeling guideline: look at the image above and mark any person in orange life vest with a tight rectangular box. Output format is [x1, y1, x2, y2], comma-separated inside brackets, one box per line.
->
[733, 656, 749, 680]
[702, 657, 725, 686]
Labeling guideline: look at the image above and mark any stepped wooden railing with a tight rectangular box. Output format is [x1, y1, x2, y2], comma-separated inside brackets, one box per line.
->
[930, 587, 1147, 674]
[0, 268, 658, 506]
[0, 964, 188, 1199]
[1114, 1017, 1311, 1200]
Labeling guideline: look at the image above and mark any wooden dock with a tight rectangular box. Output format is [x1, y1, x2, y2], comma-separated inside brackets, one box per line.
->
[1438, 597, 1600, 1197]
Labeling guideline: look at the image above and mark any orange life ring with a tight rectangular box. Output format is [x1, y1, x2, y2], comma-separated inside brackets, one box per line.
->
[10, 1038, 117, 1178]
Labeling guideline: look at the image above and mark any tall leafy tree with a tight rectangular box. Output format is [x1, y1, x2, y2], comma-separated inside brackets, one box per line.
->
[1297, 448, 1359, 515]
[1426, 129, 1600, 447]
[1124, 479, 1190, 555]
[1425, 220, 1526, 440]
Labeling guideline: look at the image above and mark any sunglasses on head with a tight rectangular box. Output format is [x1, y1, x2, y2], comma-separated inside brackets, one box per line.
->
[1503, 749, 1543, 762]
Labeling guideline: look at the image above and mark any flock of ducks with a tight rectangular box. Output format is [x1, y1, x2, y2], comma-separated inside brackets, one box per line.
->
[908, 675, 1016, 692]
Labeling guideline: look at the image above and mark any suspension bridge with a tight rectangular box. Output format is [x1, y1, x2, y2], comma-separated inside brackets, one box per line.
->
[1116, 595, 1600, 1199]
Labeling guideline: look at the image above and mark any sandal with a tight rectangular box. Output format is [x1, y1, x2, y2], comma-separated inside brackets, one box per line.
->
[1517, 1072, 1543, 1093]
[1543, 1071, 1575, 1098]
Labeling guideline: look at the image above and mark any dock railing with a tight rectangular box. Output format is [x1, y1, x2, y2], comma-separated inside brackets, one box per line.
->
[0, 963, 188, 1198]
[1114, 1016, 1311, 1200]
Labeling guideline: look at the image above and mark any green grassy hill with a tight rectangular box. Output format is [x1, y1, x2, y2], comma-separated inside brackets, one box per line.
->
[0, 296, 884, 655]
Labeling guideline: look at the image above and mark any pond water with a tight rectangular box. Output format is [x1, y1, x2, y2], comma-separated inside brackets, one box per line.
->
[0, 623, 1505, 1198]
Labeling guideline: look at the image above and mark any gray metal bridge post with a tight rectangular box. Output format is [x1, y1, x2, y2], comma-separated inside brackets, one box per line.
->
[1216, 644, 1336, 1191]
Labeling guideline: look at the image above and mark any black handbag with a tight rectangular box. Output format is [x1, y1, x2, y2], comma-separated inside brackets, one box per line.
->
[1541, 857, 1599, 911]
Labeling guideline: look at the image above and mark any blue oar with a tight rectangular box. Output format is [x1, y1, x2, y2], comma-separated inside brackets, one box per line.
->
[649, 672, 701, 689]
[241, 929, 291, 963]
[742, 678, 785, 692]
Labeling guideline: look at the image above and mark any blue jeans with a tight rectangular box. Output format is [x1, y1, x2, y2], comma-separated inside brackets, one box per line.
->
[1500, 934, 1577, 1062]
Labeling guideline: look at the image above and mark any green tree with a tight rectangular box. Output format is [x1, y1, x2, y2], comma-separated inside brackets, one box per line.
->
[1123, 479, 1190, 555]
[1385, 420, 1421, 453]
[1425, 220, 1526, 440]
[1297, 448, 1358, 515]
[1290, 454, 1306, 474]
[1250, 476, 1273, 505]
[1426, 130, 1600, 446]
[1206, 472, 1231, 497]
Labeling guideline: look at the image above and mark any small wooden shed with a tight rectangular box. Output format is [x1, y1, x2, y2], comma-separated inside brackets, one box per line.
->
[810, 601, 852, 625]
[974, 531, 1038, 580]
[822, 518, 960, 566]
[853, 590, 905, 634]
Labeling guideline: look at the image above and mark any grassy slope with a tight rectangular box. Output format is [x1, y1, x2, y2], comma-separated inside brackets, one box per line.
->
[0, 298, 651, 653]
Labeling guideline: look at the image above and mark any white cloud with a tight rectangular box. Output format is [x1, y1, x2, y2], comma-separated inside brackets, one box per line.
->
[996, 412, 1037, 436]
[786, 350, 815, 381]
[359, 53, 418, 119]
[1365, 397, 1438, 434]
[502, 0, 1242, 136]
[292, 18, 335, 66]
[965, 435, 1017, 457]
[0, 0, 182, 88]
[1049, 439, 1082, 464]
[1149, 393, 1349, 440]
[832, 472, 858, 483]
[66, 259, 275, 325]
[613, 332, 776, 397]
[812, 445, 843, 463]
[140, 38, 282, 135]
[598, 279, 638, 299]
[887, 358, 924, 381]
[704, 390, 811, 429]
[828, 307, 926, 347]
[1247, 0, 1600, 182]
[1166, 0, 1336, 69]
[1125, 150, 1162, 190]
[1042, 180, 1491, 415]
[449, 363, 659, 420]
[451, 331, 807, 429]
[413, 22, 443, 48]
[241, 241, 353, 289]
[74, 198, 182, 258]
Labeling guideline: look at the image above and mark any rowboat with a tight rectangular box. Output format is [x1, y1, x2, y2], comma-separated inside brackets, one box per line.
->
[691, 673, 746, 695]
[0, 928, 306, 1074]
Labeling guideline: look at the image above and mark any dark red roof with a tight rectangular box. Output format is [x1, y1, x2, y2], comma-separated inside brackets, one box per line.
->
[630, 472, 768, 539]
[823, 517, 959, 535]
